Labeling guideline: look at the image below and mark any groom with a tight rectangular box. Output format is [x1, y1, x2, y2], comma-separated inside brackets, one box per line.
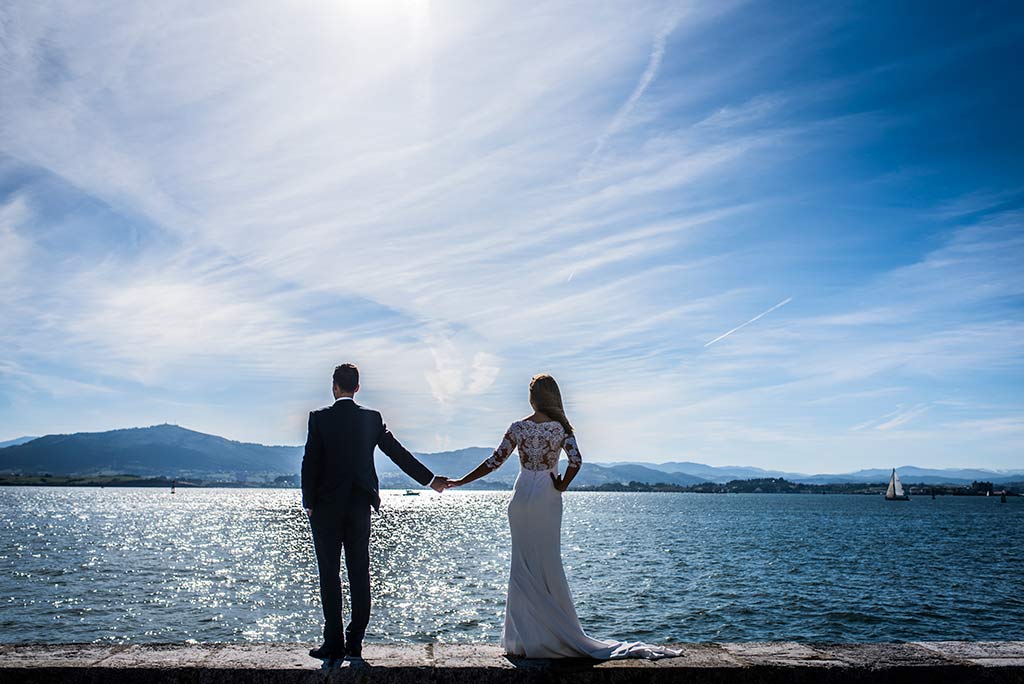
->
[302, 363, 449, 660]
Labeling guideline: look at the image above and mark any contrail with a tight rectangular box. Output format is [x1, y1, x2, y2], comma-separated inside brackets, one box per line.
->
[704, 297, 792, 347]
[578, 12, 682, 178]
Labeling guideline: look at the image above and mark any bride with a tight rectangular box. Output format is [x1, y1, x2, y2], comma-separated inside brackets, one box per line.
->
[447, 374, 680, 659]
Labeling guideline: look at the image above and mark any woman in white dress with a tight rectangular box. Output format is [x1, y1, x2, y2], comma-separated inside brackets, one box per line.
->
[447, 374, 680, 659]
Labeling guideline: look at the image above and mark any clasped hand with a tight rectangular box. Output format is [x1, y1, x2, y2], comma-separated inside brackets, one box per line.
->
[433, 476, 477, 490]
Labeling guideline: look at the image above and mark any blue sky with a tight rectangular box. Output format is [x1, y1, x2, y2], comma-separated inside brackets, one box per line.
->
[0, 1, 1022, 472]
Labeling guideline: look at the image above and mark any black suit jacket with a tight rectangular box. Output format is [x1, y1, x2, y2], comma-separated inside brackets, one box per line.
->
[301, 399, 433, 512]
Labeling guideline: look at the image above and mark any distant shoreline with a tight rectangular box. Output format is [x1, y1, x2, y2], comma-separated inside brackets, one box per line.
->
[579, 480, 1020, 496]
[0, 474, 1018, 496]
[0, 475, 290, 489]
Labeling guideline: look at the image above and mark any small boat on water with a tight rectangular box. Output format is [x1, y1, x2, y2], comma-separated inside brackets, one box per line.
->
[403, 490, 420, 496]
[885, 468, 909, 501]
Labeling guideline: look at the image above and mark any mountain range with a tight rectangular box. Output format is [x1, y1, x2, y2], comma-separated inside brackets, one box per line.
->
[1, 424, 1021, 486]
[0, 425, 299, 483]
[0, 436, 38, 449]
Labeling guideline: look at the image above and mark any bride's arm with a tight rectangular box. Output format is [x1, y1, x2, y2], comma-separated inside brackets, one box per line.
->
[551, 433, 582, 492]
[449, 426, 515, 487]
[448, 461, 494, 488]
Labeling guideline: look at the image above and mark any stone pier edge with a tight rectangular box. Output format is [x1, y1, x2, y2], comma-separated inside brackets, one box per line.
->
[2, 641, 1023, 683]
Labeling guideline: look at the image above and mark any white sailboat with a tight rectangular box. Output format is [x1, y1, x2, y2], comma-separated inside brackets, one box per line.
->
[885, 468, 909, 501]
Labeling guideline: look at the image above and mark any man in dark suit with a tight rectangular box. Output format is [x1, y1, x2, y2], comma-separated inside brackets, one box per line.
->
[302, 363, 448, 660]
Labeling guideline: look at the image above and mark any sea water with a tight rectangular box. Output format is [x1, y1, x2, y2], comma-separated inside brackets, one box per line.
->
[1, 487, 1021, 644]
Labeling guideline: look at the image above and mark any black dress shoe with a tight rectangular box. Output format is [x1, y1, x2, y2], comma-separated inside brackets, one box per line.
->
[308, 644, 345, 659]
[345, 644, 362, 659]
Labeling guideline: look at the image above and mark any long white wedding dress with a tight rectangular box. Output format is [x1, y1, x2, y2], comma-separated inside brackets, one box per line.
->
[483, 420, 681, 659]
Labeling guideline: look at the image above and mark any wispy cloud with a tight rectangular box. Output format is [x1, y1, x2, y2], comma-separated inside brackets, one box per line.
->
[875, 404, 931, 431]
[424, 336, 501, 407]
[950, 417, 1024, 436]
[0, 194, 31, 289]
[580, 10, 684, 177]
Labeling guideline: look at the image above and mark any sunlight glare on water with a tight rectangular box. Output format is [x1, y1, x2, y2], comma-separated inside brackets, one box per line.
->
[1, 486, 1021, 644]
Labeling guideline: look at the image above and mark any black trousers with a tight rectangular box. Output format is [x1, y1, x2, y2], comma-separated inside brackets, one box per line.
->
[309, 490, 372, 651]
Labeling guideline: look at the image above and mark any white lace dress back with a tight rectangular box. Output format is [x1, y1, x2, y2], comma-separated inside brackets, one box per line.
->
[483, 420, 580, 472]
[482, 419, 680, 660]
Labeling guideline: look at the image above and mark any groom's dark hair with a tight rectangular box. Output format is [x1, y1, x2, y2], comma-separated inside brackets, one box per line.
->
[333, 364, 359, 392]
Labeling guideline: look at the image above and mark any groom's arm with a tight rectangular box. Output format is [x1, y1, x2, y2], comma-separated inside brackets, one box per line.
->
[377, 423, 433, 486]
[376, 417, 437, 488]
[301, 411, 322, 510]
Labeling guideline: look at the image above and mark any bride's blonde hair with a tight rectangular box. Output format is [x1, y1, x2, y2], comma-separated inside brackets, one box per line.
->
[529, 374, 573, 435]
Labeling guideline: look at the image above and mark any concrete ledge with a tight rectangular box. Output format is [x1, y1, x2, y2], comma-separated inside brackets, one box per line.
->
[1, 642, 1022, 683]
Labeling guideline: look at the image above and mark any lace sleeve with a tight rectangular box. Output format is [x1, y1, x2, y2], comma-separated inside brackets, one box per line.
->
[563, 434, 581, 468]
[483, 424, 517, 470]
